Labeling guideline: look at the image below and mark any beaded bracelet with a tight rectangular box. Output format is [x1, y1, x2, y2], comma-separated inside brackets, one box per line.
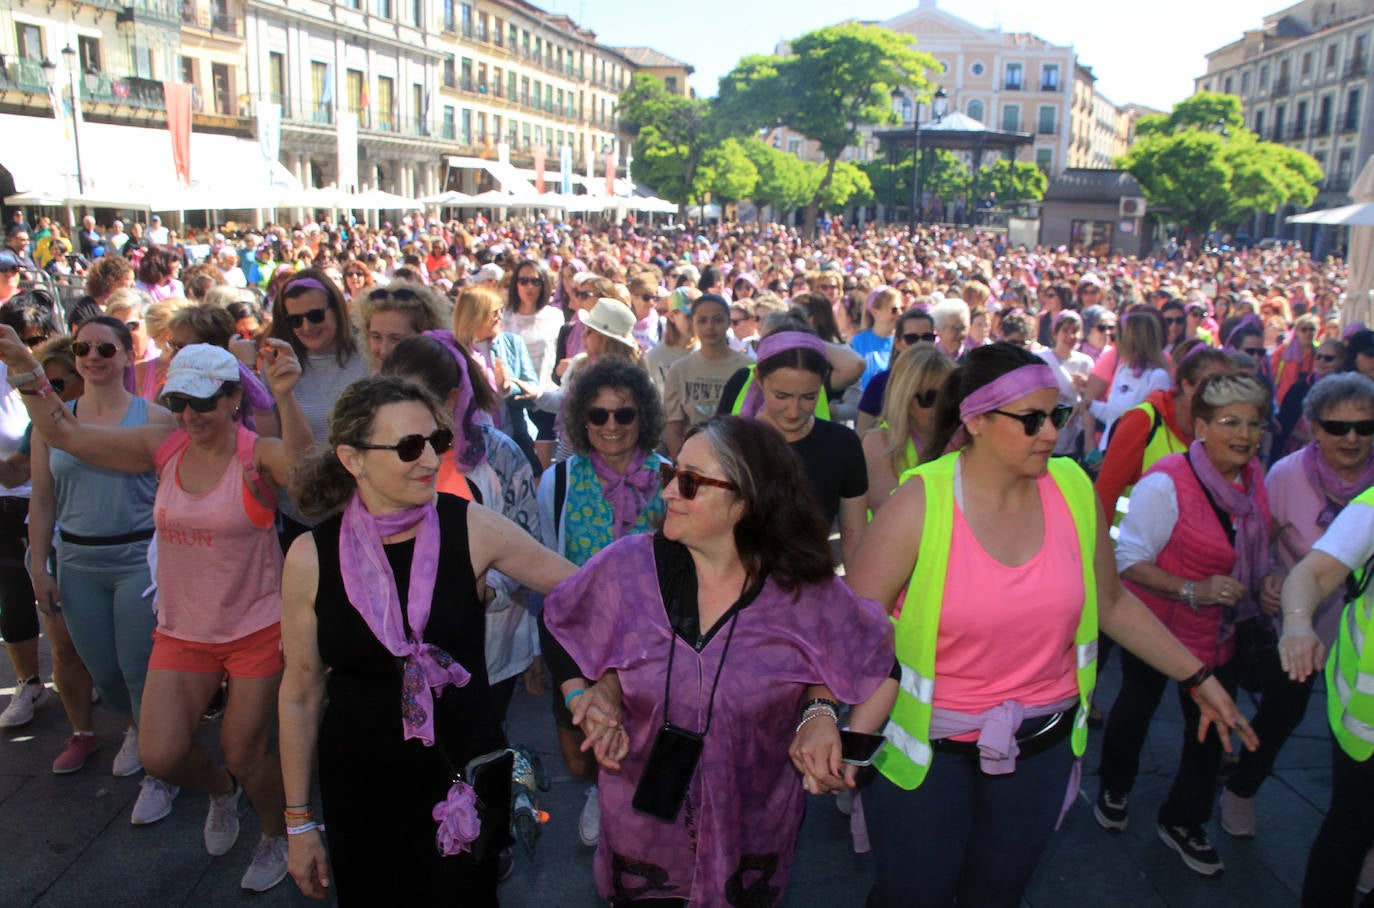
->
[794, 705, 839, 735]
[800, 697, 841, 718]
[285, 821, 325, 836]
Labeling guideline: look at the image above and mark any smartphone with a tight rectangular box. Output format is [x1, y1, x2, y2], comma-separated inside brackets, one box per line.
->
[840, 730, 887, 766]
[632, 724, 703, 821]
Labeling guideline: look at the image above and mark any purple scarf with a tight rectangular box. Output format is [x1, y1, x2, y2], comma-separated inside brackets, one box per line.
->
[237, 362, 274, 432]
[1187, 439, 1269, 621]
[1302, 442, 1374, 528]
[338, 492, 481, 857]
[591, 448, 657, 539]
[422, 330, 490, 469]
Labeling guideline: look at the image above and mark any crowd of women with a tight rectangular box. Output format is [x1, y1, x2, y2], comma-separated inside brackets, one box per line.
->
[0, 212, 1369, 907]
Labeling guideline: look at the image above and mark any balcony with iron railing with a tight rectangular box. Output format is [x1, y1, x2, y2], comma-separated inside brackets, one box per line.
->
[118, 0, 181, 27]
[1037, 121, 1057, 135]
[1346, 57, 1368, 78]
[1342, 111, 1361, 132]
[180, 3, 244, 36]
[0, 58, 51, 93]
[1290, 120, 1307, 139]
[279, 95, 333, 125]
[1275, 75, 1291, 94]
[1312, 115, 1332, 136]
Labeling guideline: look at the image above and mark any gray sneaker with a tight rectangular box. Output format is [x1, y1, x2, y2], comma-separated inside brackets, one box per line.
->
[0, 679, 50, 728]
[1219, 788, 1256, 839]
[578, 785, 600, 847]
[204, 782, 242, 856]
[240, 835, 288, 892]
[131, 776, 179, 826]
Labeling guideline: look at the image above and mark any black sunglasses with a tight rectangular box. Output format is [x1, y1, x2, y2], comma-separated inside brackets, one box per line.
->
[575, 289, 598, 300]
[1163, 316, 1186, 326]
[989, 405, 1074, 436]
[164, 387, 231, 414]
[47, 375, 75, 394]
[903, 332, 938, 345]
[72, 340, 119, 358]
[587, 406, 637, 426]
[658, 463, 737, 500]
[517, 276, 544, 287]
[1240, 346, 1265, 357]
[913, 388, 938, 409]
[353, 427, 455, 462]
[21, 334, 48, 349]
[284, 307, 328, 329]
[1317, 418, 1374, 437]
[1316, 353, 1342, 363]
[125, 320, 141, 332]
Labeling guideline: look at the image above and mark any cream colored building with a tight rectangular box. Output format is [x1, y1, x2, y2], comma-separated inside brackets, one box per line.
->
[1197, 0, 1374, 235]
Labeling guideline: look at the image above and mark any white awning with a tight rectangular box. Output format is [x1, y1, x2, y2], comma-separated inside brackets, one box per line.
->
[0, 113, 300, 209]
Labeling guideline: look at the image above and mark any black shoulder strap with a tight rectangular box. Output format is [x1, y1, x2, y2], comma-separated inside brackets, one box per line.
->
[1184, 450, 1237, 548]
[1348, 554, 1374, 604]
[553, 460, 568, 537]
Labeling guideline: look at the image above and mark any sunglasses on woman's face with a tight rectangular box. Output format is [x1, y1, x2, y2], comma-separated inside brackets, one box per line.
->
[989, 405, 1074, 436]
[587, 406, 637, 426]
[284, 307, 328, 329]
[47, 375, 75, 394]
[1317, 418, 1374, 437]
[903, 332, 938, 346]
[1316, 352, 1342, 363]
[1163, 316, 1186, 327]
[575, 289, 598, 300]
[658, 463, 737, 500]
[164, 388, 229, 414]
[21, 333, 48, 348]
[353, 427, 455, 462]
[72, 340, 119, 359]
[517, 276, 544, 287]
[912, 388, 937, 409]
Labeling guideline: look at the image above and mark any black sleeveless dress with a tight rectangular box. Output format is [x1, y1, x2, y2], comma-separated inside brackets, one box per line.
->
[313, 494, 505, 905]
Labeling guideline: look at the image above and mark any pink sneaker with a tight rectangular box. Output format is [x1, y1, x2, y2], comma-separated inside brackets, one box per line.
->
[52, 733, 101, 774]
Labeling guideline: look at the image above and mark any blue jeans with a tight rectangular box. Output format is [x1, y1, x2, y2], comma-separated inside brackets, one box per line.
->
[863, 731, 1075, 908]
[58, 562, 156, 720]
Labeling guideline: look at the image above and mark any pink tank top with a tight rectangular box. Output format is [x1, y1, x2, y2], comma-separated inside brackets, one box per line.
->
[153, 427, 282, 643]
[934, 472, 1083, 714]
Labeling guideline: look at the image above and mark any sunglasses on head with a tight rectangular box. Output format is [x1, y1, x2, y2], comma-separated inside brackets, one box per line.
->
[1317, 418, 1374, 437]
[658, 462, 737, 500]
[353, 427, 455, 462]
[913, 388, 937, 408]
[72, 340, 119, 358]
[587, 406, 637, 426]
[164, 387, 230, 414]
[989, 405, 1074, 436]
[903, 332, 938, 345]
[284, 307, 328, 329]
[517, 276, 544, 287]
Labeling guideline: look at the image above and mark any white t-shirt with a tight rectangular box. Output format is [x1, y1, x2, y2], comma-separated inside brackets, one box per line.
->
[1038, 347, 1094, 456]
[1313, 500, 1374, 573]
[1114, 472, 1180, 573]
[0, 365, 31, 498]
[1090, 364, 1171, 441]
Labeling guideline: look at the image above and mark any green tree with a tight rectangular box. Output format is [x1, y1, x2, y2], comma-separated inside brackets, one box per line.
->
[814, 161, 873, 211]
[861, 148, 970, 212]
[698, 138, 759, 204]
[617, 73, 721, 208]
[717, 23, 939, 234]
[974, 158, 1049, 203]
[741, 138, 814, 217]
[1119, 91, 1321, 234]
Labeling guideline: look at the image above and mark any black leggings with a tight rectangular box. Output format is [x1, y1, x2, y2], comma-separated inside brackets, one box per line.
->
[1304, 739, 1374, 906]
[0, 499, 37, 646]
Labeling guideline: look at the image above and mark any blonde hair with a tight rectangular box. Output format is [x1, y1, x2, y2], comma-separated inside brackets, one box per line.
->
[144, 297, 190, 342]
[451, 286, 503, 344]
[880, 344, 955, 476]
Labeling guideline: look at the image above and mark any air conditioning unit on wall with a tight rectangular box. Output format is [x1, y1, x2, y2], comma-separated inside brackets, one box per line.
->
[1120, 197, 1146, 218]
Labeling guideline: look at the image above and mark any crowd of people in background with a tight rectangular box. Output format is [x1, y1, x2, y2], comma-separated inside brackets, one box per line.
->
[0, 205, 1370, 906]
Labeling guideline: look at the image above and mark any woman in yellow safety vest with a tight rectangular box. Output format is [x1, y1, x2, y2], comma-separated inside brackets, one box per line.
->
[1279, 486, 1374, 905]
[861, 343, 954, 516]
[849, 341, 1257, 908]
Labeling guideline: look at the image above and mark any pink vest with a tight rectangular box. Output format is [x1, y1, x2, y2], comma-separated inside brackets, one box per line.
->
[1123, 453, 1250, 667]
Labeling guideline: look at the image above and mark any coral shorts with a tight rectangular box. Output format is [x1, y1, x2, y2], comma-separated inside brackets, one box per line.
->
[148, 622, 283, 679]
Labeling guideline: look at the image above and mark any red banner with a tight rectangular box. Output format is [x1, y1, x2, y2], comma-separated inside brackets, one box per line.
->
[534, 144, 546, 194]
[605, 151, 616, 196]
[164, 81, 193, 186]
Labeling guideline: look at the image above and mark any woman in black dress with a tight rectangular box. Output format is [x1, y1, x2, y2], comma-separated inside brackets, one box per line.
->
[277, 376, 590, 903]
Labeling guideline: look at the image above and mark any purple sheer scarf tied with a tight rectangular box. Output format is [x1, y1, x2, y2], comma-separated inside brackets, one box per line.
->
[338, 492, 481, 856]
[949, 363, 1058, 449]
[237, 362, 273, 431]
[591, 448, 657, 539]
[738, 331, 828, 418]
[422, 329, 490, 469]
[1187, 439, 1270, 622]
[1302, 442, 1374, 528]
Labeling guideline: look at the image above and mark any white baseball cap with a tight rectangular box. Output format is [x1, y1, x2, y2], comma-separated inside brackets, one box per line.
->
[163, 344, 240, 399]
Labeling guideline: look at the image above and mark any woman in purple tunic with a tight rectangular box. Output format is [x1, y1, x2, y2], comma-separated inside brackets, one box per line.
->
[544, 416, 896, 906]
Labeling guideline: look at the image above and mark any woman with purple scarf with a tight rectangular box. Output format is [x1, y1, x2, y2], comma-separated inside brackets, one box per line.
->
[1097, 373, 1276, 877]
[1218, 373, 1374, 839]
[544, 416, 896, 906]
[536, 356, 669, 848]
[278, 376, 579, 904]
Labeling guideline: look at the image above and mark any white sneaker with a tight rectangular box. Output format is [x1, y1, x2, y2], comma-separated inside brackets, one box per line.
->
[0, 679, 50, 728]
[240, 835, 289, 892]
[204, 781, 242, 856]
[112, 727, 142, 777]
[130, 776, 179, 826]
[578, 785, 600, 847]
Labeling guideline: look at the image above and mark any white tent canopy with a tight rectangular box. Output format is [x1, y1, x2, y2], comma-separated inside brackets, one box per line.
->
[1287, 202, 1374, 226]
[1288, 155, 1374, 327]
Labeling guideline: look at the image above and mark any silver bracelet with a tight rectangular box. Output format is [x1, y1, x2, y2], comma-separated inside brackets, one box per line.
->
[5, 366, 43, 388]
[1180, 580, 1197, 612]
[795, 706, 839, 735]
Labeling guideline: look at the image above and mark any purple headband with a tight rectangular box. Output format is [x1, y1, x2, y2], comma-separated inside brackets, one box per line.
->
[422, 330, 489, 469]
[951, 363, 1057, 449]
[283, 277, 333, 297]
[1051, 310, 1082, 333]
[738, 332, 829, 419]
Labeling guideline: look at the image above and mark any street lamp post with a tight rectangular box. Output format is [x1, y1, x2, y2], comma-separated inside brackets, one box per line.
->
[46, 46, 86, 199]
[911, 86, 947, 230]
